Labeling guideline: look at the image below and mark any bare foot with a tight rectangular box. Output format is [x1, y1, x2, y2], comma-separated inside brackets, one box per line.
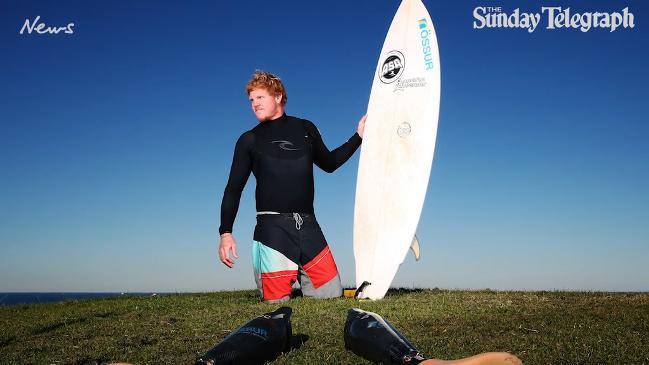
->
[422, 352, 522, 365]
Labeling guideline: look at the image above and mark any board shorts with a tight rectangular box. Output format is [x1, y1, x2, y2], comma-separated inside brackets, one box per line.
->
[252, 212, 342, 303]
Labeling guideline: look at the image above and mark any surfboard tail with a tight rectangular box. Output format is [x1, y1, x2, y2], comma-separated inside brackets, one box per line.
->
[343, 281, 372, 299]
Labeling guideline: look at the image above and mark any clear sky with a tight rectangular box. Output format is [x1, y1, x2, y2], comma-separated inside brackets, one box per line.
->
[1, 0, 647, 292]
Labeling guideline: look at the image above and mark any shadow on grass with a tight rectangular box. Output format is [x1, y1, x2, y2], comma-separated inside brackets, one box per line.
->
[33, 318, 88, 335]
[384, 287, 431, 297]
[32, 311, 119, 335]
[289, 334, 309, 351]
[0, 336, 16, 348]
[71, 355, 112, 365]
[291, 288, 303, 299]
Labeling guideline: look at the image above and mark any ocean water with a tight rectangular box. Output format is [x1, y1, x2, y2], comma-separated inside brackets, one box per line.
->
[0, 292, 153, 306]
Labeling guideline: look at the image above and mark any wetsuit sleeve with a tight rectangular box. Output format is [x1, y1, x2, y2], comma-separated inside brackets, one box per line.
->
[219, 131, 254, 235]
[306, 121, 362, 173]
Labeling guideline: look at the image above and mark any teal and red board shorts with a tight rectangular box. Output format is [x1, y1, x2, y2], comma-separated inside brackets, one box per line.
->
[252, 212, 342, 303]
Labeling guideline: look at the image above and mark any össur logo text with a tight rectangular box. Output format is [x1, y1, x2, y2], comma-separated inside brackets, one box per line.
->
[418, 18, 434, 70]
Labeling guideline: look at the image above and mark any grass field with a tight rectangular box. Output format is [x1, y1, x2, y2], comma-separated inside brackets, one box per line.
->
[1, 289, 648, 364]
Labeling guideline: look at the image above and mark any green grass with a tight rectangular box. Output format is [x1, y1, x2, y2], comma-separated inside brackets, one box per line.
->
[1, 289, 648, 364]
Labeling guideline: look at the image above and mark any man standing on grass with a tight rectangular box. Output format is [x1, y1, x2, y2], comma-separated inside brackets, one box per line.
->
[218, 71, 366, 303]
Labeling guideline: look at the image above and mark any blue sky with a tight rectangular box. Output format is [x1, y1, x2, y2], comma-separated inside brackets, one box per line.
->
[1, 0, 647, 292]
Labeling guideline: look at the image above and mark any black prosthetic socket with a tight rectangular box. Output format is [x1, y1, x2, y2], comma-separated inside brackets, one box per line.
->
[195, 306, 293, 365]
[344, 308, 427, 365]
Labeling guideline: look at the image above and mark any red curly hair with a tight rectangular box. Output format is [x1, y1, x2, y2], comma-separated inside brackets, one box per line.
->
[246, 70, 288, 106]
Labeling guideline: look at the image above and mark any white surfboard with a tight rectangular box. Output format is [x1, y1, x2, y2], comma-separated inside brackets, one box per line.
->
[353, 0, 440, 300]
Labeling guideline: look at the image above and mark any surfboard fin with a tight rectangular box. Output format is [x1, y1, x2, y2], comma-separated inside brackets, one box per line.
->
[410, 235, 420, 261]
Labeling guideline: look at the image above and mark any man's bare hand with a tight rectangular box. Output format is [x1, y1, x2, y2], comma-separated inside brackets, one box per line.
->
[357, 114, 367, 138]
[219, 233, 238, 268]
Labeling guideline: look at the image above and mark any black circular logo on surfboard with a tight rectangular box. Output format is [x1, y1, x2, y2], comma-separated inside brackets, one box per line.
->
[379, 50, 405, 84]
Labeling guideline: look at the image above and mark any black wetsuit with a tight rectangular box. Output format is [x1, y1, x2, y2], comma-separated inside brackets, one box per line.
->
[219, 113, 361, 302]
[219, 113, 361, 235]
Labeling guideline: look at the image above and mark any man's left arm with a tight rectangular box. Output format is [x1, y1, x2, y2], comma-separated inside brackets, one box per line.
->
[308, 115, 366, 173]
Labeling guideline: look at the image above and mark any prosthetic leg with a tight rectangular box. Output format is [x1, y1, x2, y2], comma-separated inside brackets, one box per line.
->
[195, 306, 293, 365]
[344, 308, 427, 364]
[344, 308, 522, 365]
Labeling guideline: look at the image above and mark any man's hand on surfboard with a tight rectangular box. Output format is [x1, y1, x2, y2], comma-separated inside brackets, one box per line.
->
[219, 233, 238, 268]
[357, 114, 367, 138]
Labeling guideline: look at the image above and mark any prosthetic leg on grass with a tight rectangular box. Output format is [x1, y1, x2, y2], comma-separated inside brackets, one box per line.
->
[195, 306, 293, 365]
[344, 308, 522, 365]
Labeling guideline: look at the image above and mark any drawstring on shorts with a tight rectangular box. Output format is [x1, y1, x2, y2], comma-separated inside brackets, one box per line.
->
[256, 211, 304, 230]
[293, 213, 303, 230]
